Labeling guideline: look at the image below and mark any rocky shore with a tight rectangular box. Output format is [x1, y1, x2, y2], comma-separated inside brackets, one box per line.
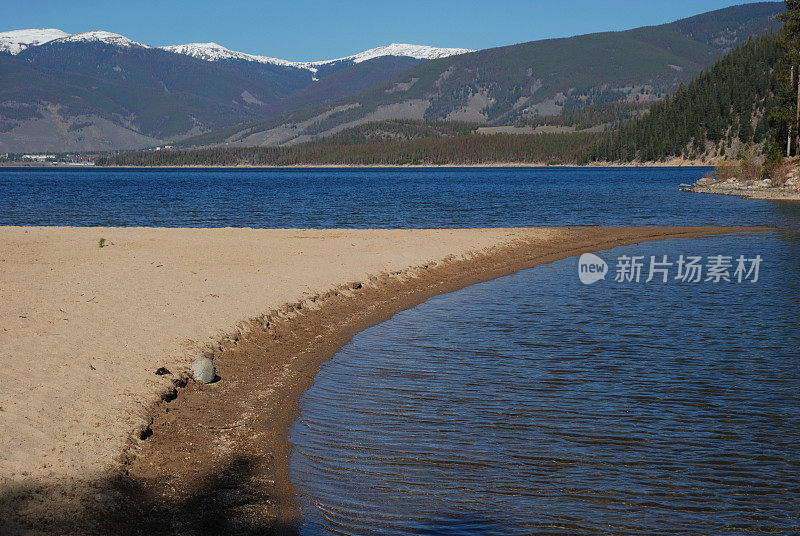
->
[683, 163, 800, 201]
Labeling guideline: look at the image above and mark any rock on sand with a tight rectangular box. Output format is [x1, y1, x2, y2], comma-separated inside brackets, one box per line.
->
[191, 357, 216, 383]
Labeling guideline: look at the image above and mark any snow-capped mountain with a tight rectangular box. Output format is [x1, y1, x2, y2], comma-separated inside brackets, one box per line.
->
[1, 28, 472, 68]
[159, 42, 309, 70]
[318, 43, 474, 65]
[0, 28, 69, 54]
[158, 41, 473, 72]
[53, 30, 148, 48]
[0, 2, 784, 155]
[0, 26, 467, 152]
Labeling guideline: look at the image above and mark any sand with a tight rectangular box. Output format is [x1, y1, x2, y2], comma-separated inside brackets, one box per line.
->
[0, 225, 763, 534]
[0, 227, 543, 479]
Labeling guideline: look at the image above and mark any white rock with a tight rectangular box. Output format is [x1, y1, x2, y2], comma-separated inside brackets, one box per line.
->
[190, 357, 216, 384]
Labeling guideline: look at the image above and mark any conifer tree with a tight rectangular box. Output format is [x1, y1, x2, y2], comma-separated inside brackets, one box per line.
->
[770, 1, 800, 153]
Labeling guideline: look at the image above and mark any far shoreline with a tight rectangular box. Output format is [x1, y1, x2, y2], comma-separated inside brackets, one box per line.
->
[1, 161, 714, 169]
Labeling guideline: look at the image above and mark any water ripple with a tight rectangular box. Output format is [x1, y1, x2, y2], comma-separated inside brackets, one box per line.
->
[290, 233, 800, 535]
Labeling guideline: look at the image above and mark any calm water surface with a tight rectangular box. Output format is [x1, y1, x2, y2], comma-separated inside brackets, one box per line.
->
[290, 233, 800, 535]
[2, 166, 799, 229]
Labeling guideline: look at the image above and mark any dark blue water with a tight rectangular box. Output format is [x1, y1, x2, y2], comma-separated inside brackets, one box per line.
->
[290, 232, 800, 535]
[2, 166, 799, 229]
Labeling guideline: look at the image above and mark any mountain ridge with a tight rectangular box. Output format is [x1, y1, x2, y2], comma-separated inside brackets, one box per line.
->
[98, 32, 784, 167]
[0, 2, 785, 153]
[177, 1, 785, 149]
[0, 28, 472, 70]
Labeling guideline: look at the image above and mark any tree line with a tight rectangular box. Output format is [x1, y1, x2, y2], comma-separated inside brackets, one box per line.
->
[98, 131, 600, 166]
[586, 32, 780, 162]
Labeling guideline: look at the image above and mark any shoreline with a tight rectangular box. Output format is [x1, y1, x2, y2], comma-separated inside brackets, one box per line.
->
[687, 185, 800, 201]
[0, 226, 766, 535]
[102, 227, 766, 534]
[1, 161, 713, 169]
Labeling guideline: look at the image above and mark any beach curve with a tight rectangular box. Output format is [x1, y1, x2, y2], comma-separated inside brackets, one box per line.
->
[0, 225, 767, 534]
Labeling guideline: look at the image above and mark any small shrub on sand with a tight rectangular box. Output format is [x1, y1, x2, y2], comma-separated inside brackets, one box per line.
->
[707, 162, 736, 182]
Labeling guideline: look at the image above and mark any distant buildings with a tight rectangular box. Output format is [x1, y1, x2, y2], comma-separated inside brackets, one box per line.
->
[0, 154, 98, 165]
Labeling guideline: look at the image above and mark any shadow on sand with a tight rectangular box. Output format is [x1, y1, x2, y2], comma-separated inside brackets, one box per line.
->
[1, 456, 298, 536]
[2, 457, 512, 535]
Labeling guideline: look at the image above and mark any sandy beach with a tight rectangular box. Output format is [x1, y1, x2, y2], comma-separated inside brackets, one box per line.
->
[0, 225, 763, 534]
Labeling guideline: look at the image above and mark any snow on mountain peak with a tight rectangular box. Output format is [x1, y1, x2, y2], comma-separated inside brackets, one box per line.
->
[158, 42, 307, 70]
[55, 31, 148, 48]
[0, 28, 69, 54]
[319, 43, 474, 65]
[158, 41, 473, 72]
[159, 42, 245, 62]
[0, 28, 472, 70]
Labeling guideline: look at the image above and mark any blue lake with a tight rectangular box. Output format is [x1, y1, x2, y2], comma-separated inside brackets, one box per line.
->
[1, 166, 799, 229]
[290, 232, 800, 535]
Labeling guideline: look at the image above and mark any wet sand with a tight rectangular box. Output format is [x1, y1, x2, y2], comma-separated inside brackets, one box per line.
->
[0, 225, 763, 534]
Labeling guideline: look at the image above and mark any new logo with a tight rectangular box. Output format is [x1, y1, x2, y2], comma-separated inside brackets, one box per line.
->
[578, 253, 608, 285]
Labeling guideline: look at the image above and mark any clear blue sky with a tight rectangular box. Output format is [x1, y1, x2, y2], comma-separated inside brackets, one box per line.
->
[1, 0, 779, 61]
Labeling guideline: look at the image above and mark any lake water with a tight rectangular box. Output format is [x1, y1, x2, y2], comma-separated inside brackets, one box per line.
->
[2, 167, 798, 534]
[1, 166, 799, 229]
[290, 232, 800, 535]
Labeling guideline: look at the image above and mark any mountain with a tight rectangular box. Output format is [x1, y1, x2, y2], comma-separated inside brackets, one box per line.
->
[0, 40, 311, 152]
[0, 28, 68, 54]
[159, 42, 473, 77]
[0, 30, 470, 152]
[183, 1, 785, 149]
[98, 32, 785, 167]
[0, 2, 785, 153]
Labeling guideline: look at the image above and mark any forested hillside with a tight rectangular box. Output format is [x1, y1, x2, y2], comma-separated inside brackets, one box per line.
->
[587, 33, 780, 162]
[97, 120, 597, 166]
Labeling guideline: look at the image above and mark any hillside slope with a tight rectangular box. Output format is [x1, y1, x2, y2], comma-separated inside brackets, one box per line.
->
[588, 32, 780, 162]
[100, 31, 785, 167]
[181, 2, 784, 149]
[0, 34, 468, 152]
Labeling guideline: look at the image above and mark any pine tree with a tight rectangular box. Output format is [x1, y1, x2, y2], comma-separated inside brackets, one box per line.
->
[770, 1, 800, 154]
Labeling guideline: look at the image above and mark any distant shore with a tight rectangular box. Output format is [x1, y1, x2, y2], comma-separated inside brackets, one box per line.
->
[1, 160, 713, 169]
[0, 225, 766, 534]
